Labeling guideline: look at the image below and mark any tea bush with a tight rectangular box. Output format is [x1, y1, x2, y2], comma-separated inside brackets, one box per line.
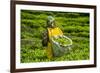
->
[21, 10, 90, 63]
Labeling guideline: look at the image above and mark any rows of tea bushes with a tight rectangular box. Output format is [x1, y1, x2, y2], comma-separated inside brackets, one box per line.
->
[21, 10, 90, 63]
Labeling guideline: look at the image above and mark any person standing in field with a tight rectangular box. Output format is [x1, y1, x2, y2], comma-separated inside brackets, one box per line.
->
[42, 16, 63, 59]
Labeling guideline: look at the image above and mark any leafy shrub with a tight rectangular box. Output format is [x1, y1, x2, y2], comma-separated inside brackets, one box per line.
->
[21, 10, 90, 63]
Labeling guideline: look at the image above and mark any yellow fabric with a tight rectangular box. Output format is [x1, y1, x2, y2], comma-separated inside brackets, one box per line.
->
[46, 27, 63, 59]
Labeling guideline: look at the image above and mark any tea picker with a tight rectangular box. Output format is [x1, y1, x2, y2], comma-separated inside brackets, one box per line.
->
[42, 16, 72, 59]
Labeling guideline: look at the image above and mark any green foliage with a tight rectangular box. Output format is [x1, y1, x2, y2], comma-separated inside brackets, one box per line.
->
[21, 10, 90, 63]
[53, 36, 71, 46]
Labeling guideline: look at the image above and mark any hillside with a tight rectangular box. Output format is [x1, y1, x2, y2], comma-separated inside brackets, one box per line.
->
[21, 10, 90, 63]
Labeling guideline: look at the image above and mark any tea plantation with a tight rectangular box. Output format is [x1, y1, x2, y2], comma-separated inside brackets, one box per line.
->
[21, 10, 90, 63]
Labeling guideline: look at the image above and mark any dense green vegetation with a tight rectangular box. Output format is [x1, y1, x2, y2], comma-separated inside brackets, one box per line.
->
[21, 10, 90, 63]
[53, 36, 71, 46]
